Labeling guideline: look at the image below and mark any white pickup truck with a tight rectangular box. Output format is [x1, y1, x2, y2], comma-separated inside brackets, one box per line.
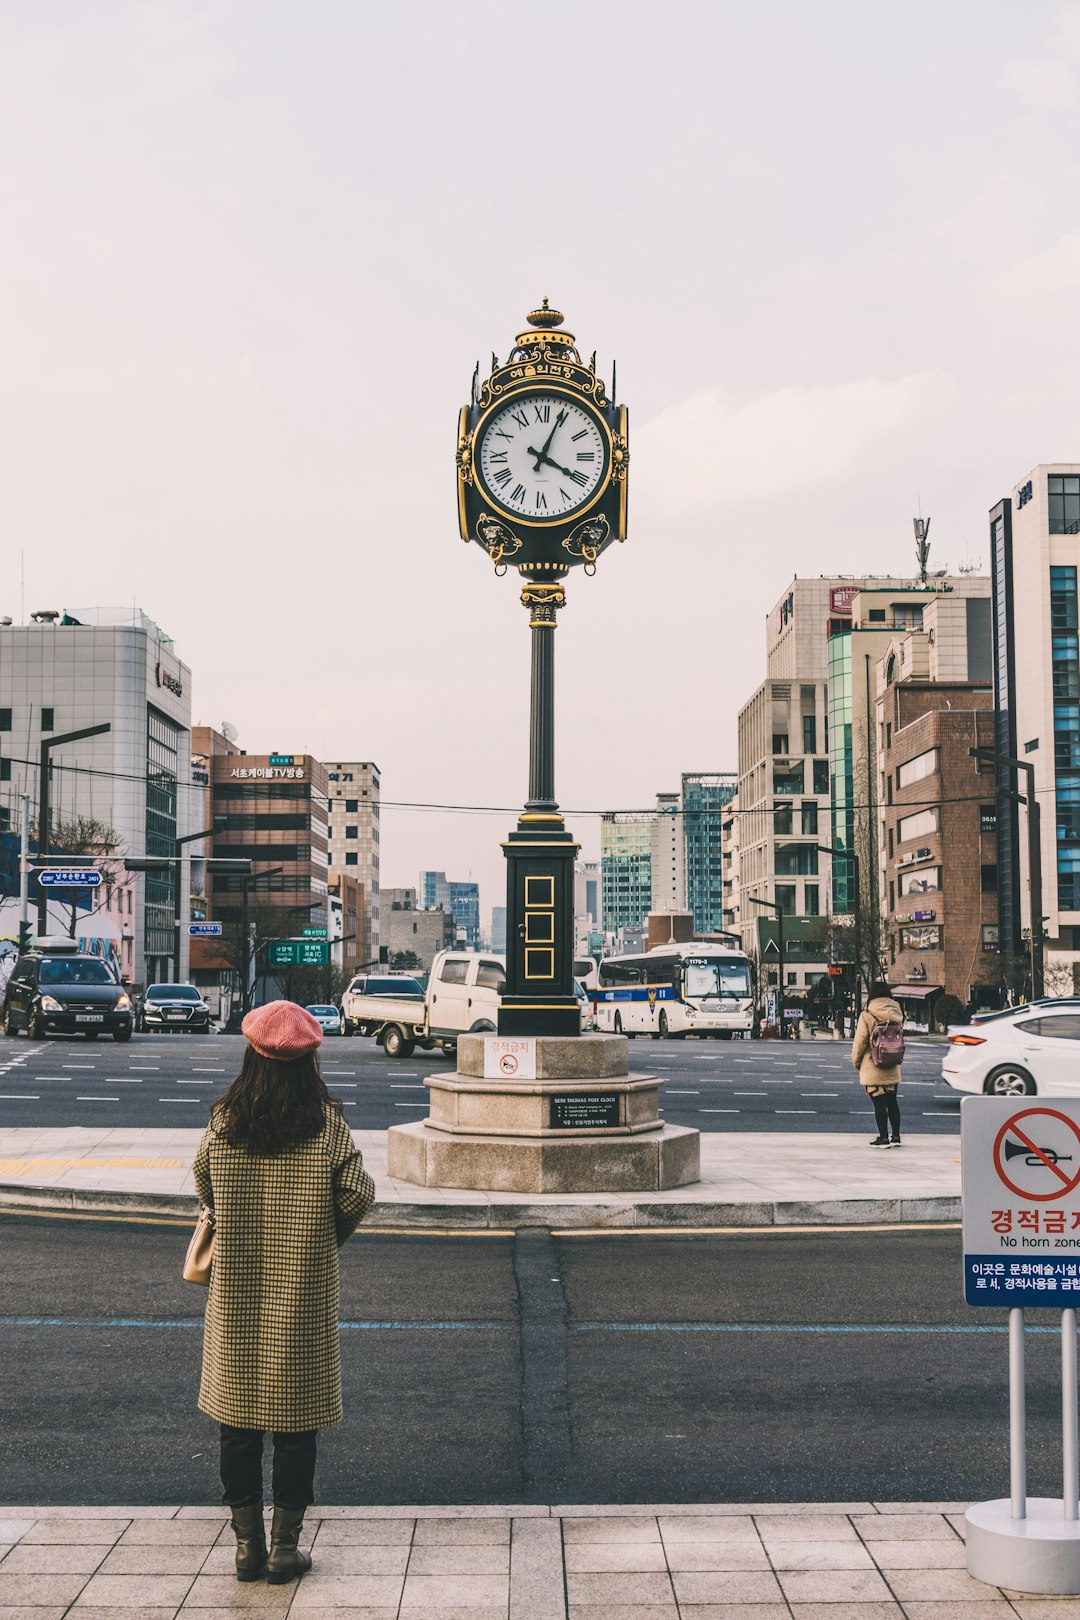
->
[341, 951, 505, 1058]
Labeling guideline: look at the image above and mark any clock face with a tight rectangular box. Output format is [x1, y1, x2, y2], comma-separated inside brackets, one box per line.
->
[476, 393, 608, 520]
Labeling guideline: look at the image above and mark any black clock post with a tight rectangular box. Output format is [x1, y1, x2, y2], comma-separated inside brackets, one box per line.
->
[455, 299, 630, 1038]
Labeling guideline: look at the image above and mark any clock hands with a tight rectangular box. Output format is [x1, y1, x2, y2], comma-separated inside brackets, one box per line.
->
[528, 408, 567, 472]
[531, 451, 578, 480]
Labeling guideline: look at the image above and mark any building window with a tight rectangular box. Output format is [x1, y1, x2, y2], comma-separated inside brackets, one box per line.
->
[1049, 475, 1080, 535]
[773, 762, 804, 795]
[345, 852, 358, 866]
[868, 608, 886, 623]
[900, 866, 940, 896]
[885, 654, 897, 685]
[813, 759, 829, 794]
[800, 800, 818, 835]
[897, 748, 937, 788]
[775, 884, 797, 916]
[0, 758, 9, 782]
[41, 707, 54, 731]
[893, 605, 923, 631]
[981, 864, 998, 893]
[898, 806, 939, 843]
[773, 801, 792, 835]
[772, 733, 789, 754]
[802, 715, 816, 754]
[346, 826, 358, 839]
[0, 709, 10, 732]
[775, 844, 818, 876]
[345, 799, 358, 813]
[0, 807, 8, 832]
[804, 883, 820, 916]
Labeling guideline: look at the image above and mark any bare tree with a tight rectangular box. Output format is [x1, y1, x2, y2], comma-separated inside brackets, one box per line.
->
[33, 816, 125, 939]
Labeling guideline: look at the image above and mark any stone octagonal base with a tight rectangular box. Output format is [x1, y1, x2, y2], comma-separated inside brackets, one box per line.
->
[387, 1119, 700, 1194]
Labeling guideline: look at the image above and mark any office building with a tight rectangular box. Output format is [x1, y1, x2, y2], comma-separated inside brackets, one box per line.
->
[328, 873, 365, 979]
[681, 773, 736, 933]
[206, 751, 329, 940]
[0, 609, 192, 985]
[600, 811, 655, 937]
[449, 880, 480, 949]
[420, 870, 450, 911]
[991, 466, 1080, 979]
[381, 886, 455, 970]
[325, 761, 380, 966]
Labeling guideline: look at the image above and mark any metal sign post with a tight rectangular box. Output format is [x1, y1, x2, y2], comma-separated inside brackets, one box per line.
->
[963, 1097, 1080, 1593]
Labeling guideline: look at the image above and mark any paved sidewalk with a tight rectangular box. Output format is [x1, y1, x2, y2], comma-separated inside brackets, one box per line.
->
[0, 1502, 1070, 1617]
[0, 1127, 962, 1227]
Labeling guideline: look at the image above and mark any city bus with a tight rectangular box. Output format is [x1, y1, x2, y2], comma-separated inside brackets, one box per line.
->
[593, 943, 754, 1039]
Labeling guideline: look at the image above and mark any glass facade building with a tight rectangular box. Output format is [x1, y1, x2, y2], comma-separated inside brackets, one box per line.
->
[1051, 566, 1080, 911]
[682, 773, 736, 934]
[990, 499, 1021, 961]
[145, 706, 180, 980]
[827, 631, 856, 912]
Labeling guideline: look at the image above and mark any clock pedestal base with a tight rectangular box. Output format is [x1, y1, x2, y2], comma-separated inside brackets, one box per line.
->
[386, 1033, 701, 1194]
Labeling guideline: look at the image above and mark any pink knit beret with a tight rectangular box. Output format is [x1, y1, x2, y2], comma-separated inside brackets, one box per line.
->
[242, 1000, 323, 1061]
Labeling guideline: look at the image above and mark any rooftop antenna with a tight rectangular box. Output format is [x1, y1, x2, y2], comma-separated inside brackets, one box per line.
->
[914, 509, 931, 584]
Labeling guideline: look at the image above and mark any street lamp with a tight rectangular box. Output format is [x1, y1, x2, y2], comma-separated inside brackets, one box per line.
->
[747, 894, 786, 1041]
[456, 299, 629, 1037]
[815, 845, 863, 1020]
[35, 723, 111, 934]
[971, 746, 1044, 1001]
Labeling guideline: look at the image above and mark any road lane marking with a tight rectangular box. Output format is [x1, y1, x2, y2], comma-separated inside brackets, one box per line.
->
[106, 1078, 142, 1084]
[775, 1109, 816, 1115]
[62, 1065, 95, 1070]
[390, 1085, 426, 1090]
[75, 1097, 118, 1102]
[191, 1067, 225, 1072]
[666, 1090, 699, 1094]
[159, 1098, 203, 1103]
[802, 1093, 838, 1098]
[0, 1094, 39, 1100]
[177, 1079, 213, 1085]
[395, 1102, 427, 1107]
[700, 1108, 739, 1113]
[733, 1092, 766, 1096]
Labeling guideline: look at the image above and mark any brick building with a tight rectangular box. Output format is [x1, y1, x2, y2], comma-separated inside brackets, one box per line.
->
[879, 683, 998, 1024]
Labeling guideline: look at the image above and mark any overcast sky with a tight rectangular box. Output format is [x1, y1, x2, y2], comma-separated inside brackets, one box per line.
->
[2, 1, 1079, 917]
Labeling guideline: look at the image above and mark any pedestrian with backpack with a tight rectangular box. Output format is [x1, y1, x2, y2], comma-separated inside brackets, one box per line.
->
[852, 979, 906, 1148]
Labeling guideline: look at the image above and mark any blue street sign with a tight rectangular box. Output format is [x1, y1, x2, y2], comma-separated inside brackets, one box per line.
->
[37, 869, 102, 888]
[188, 922, 223, 937]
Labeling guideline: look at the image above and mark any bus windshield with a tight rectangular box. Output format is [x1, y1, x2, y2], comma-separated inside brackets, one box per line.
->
[683, 958, 751, 1001]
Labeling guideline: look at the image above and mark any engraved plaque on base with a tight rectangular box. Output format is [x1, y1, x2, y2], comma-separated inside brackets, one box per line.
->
[549, 1093, 621, 1130]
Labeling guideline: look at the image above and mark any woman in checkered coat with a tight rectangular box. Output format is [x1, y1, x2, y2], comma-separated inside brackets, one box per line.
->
[193, 1000, 375, 1583]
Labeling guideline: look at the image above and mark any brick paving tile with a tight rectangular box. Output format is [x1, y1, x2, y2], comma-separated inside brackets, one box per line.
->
[853, 1513, 962, 1541]
[0, 1573, 91, 1606]
[59, 1610, 183, 1620]
[0, 1525, 34, 1545]
[565, 1572, 674, 1605]
[754, 1514, 860, 1543]
[869, 1536, 968, 1568]
[562, 1520, 662, 1545]
[776, 1568, 896, 1603]
[888, 1567, 1017, 1600]
[405, 1547, 508, 1577]
[262, 1611, 398, 1620]
[289, 1575, 406, 1610]
[873, 1502, 973, 1514]
[411, 1522, 510, 1547]
[563, 1544, 668, 1573]
[901, 1604, 1018, 1619]
[660, 1544, 771, 1572]
[1010, 1603, 1080, 1619]
[115, 1528, 220, 1549]
[669, 1570, 784, 1604]
[0, 1547, 108, 1575]
[396, 1573, 508, 1608]
[281, 1546, 410, 1577]
[95, 1550, 211, 1578]
[657, 1517, 759, 1542]
[182, 1576, 299, 1610]
[310, 1523, 415, 1546]
[671, 1607, 791, 1620]
[566, 1608, 678, 1620]
[0, 1608, 72, 1620]
[764, 1540, 875, 1570]
[21, 1524, 125, 1546]
[74, 1575, 195, 1608]
[787, 1606, 905, 1620]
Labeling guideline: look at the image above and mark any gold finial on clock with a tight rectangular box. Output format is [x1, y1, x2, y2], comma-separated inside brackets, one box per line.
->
[526, 296, 563, 329]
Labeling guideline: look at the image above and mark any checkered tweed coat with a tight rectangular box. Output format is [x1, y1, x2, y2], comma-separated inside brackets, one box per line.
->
[192, 1104, 376, 1431]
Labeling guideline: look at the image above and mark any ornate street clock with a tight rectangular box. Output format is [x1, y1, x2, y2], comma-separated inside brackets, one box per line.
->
[456, 301, 629, 1037]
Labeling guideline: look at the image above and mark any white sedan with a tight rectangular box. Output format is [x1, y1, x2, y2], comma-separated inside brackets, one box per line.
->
[305, 1003, 346, 1037]
[942, 1002, 1080, 1096]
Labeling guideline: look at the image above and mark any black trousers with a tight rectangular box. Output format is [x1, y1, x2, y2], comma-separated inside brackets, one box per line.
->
[219, 1424, 318, 1510]
[872, 1090, 901, 1140]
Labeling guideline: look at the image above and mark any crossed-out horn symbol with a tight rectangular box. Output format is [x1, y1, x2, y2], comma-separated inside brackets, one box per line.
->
[1005, 1139, 1074, 1168]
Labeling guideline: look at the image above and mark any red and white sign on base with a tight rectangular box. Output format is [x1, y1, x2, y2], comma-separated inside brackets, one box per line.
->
[962, 1096, 1080, 1595]
[482, 1037, 536, 1081]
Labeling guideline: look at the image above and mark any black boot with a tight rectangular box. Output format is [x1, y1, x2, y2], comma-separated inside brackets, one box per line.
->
[266, 1506, 312, 1584]
[229, 1504, 267, 1582]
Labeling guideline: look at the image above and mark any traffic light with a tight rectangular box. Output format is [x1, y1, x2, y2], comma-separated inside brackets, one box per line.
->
[123, 857, 172, 873]
[18, 920, 33, 954]
[206, 859, 253, 875]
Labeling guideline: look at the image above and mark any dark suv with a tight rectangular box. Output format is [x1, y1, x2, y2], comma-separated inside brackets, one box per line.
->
[3, 942, 133, 1042]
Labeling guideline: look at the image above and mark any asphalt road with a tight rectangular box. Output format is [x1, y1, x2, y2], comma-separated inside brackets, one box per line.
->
[0, 1030, 957, 1134]
[0, 1211, 1056, 1506]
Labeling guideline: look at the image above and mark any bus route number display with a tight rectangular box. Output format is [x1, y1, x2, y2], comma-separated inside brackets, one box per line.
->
[962, 1096, 1080, 1306]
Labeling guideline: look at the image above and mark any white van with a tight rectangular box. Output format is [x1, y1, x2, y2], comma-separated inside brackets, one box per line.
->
[341, 951, 505, 1058]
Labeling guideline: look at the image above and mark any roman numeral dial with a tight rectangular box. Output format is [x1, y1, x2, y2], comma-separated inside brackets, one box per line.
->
[476, 393, 608, 520]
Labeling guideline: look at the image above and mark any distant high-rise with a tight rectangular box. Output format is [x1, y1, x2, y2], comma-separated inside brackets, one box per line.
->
[324, 761, 380, 965]
[681, 774, 736, 934]
[449, 881, 480, 949]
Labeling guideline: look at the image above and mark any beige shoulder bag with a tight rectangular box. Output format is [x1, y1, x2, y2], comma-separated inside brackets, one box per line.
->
[183, 1208, 216, 1286]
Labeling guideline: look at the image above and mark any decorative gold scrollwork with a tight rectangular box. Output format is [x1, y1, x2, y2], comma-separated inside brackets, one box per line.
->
[562, 513, 610, 572]
[611, 433, 630, 482]
[520, 581, 567, 627]
[455, 430, 474, 486]
[476, 512, 523, 573]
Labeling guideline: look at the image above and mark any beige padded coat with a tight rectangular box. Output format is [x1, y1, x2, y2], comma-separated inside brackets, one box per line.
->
[193, 1104, 376, 1432]
[851, 995, 905, 1091]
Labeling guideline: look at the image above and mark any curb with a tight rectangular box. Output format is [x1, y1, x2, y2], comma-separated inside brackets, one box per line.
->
[0, 1180, 963, 1229]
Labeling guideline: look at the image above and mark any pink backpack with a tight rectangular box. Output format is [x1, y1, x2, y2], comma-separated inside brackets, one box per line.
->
[869, 1014, 905, 1070]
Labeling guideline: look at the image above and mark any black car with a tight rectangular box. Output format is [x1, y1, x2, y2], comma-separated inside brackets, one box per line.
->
[3, 942, 133, 1041]
[139, 983, 211, 1033]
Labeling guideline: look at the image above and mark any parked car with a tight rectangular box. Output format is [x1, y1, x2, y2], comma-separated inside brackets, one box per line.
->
[942, 1001, 1080, 1096]
[341, 953, 504, 1058]
[139, 983, 211, 1033]
[305, 1003, 346, 1037]
[3, 938, 133, 1042]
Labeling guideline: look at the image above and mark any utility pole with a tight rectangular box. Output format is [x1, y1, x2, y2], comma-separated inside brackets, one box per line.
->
[971, 747, 1044, 1001]
[36, 723, 111, 935]
[173, 827, 215, 983]
[18, 794, 31, 952]
[748, 894, 786, 1040]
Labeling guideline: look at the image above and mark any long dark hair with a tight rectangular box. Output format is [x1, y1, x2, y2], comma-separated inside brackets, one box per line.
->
[213, 1046, 341, 1157]
[868, 980, 893, 1001]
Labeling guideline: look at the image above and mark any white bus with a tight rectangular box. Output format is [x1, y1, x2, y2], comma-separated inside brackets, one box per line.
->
[594, 943, 754, 1039]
